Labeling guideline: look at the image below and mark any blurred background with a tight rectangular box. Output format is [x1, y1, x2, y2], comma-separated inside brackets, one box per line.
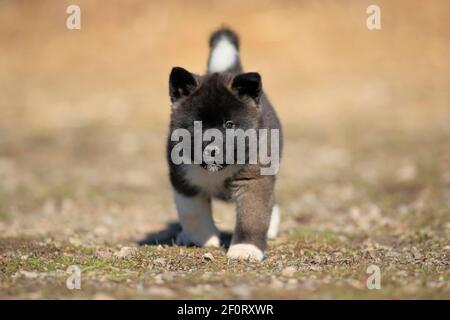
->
[2, 0, 449, 129]
[0, 0, 450, 238]
[0, 0, 449, 251]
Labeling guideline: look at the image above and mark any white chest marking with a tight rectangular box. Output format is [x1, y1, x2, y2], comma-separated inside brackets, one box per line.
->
[183, 165, 240, 196]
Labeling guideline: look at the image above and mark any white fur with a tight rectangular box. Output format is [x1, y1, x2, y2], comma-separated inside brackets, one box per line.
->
[208, 36, 238, 73]
[227, 244, 264, 262]
[173, 190, 220, 247]
[183, 165, 240, 196]
[267, 205, 280, 239]
[176, 230, 219, 247]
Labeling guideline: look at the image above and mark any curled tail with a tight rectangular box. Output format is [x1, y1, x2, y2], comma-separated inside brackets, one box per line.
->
[207, 27, 242, 74]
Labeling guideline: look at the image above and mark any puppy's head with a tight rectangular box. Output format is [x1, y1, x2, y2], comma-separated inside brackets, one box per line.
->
[169, 67, 262, 171]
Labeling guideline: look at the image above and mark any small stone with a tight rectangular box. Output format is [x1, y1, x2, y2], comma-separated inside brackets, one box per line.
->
[136, 282, 145, 293]
[203, 252, 215, 261]
[286, 279, 298, 290]
[201, 272, 214, 279]
[114, 246, 137, 259]
[19, 270, 39, 279]
[96, 250, 113, 259]
[269, 278, 284, 289]
[154, 274, 164, 284]
[347, 279, 365, 290]
[187, 286, 204, 296]
[309, 265, 322, 271]
[299, 279, 317, 291]
[230, 284, 251, 299]
[154, 258, 166, 266]
[396, 270, 408, 277]
[162, 272, 175, 281]
[396, 164, 417, 182]
[146, 286, 175, 298]
[413, 251, 424, 260]
[94, 226, 108, 236]
[281, 266, 297, 277]
[69, 238, 82, 247]
[93, 293, 114, 300]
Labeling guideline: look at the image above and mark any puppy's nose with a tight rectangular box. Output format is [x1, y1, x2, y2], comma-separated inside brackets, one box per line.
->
[204, 145, 220, 157]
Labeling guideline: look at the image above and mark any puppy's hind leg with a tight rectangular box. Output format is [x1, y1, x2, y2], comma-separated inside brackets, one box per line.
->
[267, 204, 280, 240]
[173, 190, 220, 248]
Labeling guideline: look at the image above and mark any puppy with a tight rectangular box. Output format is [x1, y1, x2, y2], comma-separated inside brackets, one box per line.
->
[167, 28, 283, 261]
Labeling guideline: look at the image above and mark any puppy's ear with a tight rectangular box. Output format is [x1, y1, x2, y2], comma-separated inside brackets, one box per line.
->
[231, 72, 262, 103]
[169, 67, 198, 102]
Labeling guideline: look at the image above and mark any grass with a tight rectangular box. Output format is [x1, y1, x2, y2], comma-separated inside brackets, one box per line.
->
[1, 228, 448, 299]
[0, 117, 449, 299]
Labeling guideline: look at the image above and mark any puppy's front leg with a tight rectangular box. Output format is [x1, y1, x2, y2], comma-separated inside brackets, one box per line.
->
[227, 176, 274, 262]
[173, 190, 220, 247]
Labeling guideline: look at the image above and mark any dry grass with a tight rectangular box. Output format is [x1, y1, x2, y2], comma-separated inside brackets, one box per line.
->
[0, 0, 449, 299]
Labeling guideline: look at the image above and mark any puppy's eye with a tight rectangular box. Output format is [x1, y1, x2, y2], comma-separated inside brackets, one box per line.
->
[224, 121, 235, 129]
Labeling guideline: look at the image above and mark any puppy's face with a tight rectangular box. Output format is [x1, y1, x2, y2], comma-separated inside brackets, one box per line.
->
[169, 67, 262, 171]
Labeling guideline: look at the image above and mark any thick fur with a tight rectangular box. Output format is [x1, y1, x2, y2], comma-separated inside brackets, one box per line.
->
[167, 28, 283, 261]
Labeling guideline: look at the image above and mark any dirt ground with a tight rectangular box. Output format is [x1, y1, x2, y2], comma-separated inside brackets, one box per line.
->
[0, 0, 449, 299]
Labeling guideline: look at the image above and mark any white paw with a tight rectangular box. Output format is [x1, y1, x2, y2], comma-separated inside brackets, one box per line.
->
[227, 244, 264, 262]
[203, 235, 221, 247]
[176, 231, 220, 248]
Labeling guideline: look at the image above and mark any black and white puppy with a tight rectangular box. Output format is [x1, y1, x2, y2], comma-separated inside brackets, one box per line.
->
[167, 28, 283, 261]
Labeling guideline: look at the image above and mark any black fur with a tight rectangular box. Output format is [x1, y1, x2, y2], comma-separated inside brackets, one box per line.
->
[167, 28, 283, 253]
